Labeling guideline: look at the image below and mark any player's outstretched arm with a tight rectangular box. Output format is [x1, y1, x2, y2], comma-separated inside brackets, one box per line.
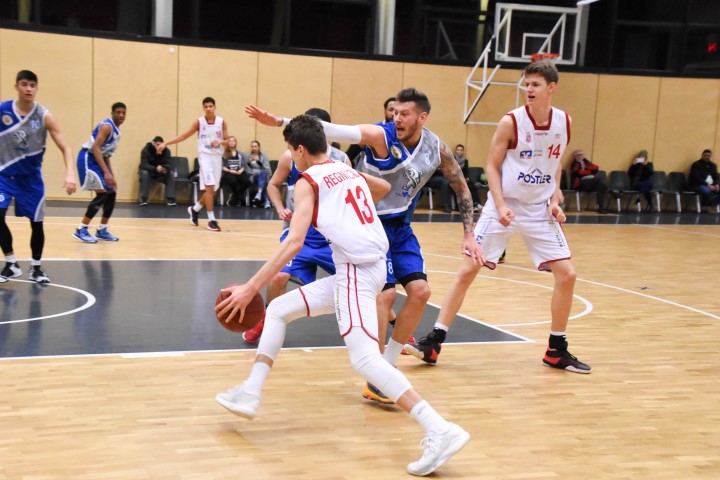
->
[157, 119, 199, 153]
[44, 112, 76, 194]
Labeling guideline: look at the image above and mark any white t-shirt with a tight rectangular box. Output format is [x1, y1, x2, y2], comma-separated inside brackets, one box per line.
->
[197, 116, 224, 158]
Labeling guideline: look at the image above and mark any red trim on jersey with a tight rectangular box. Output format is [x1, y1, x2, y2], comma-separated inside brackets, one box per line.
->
[538, 256, 571, 272]
[340, 264, 353, 337]
[508, 113, 519, 150]
[565, 112, 571, 144]
[299, 172, 320, 227]
[524, 105, 553, 130]
[298, 287, 311, 316]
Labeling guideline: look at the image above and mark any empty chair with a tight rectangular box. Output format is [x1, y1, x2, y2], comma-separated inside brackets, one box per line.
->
[560, 170, 581, 211]
[649, 170, 668, 212]
[170, 156, 197, 204]
[608, 170, 640, 212]
[667, 171, 701, 213]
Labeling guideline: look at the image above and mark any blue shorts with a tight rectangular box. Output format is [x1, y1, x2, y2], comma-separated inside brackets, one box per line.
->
[279, 229, 335, 285]
[382, 217, 426, 286]
[78, 149, 114, 191]
[0, 171, 45, 221]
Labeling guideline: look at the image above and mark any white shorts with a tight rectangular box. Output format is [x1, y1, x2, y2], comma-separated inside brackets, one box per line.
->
[296, 259, 386, 341]
[197, 153, 222, 189]
[474, 196, 571, 271]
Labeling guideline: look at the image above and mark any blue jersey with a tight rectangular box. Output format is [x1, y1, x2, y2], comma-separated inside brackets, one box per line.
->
[0, 100, 48, 176]
[82, 118, 121, 157]
[361, 122, 441, 219]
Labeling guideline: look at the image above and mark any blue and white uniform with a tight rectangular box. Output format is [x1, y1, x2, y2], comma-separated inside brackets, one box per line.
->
[0, 100, 48, 221]
[360, 122, 441, 285]
[77, 117, 121, 191]
[279, 144, 346, 285]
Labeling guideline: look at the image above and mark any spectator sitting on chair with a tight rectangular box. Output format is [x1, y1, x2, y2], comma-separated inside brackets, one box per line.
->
[243, 140, 273, 208]
[570, 149, 610, 214]
[628, 149, 654, 212]
[454, 144, 482, 211]
[221, 136, 252, 206]
[139, 136, 176, 206]
[688, 149, 720, 208]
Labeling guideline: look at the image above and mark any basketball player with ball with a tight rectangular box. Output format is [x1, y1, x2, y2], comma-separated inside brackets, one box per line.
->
[407, 60, 591, 373]
[215, 115, 470, 476]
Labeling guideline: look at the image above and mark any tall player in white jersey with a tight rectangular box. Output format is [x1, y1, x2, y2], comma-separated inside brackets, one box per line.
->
[215, 115, 470, 476]
[408, 60, 590, 373]
[158, 97, 227, 232]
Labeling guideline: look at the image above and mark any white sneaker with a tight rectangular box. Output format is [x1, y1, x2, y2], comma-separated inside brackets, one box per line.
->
[407, 423, 470, 476]
[215, 385, 260, 419]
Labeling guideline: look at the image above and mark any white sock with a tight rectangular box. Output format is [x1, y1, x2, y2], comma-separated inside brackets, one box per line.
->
[383, 338, 404, 365]
[410, 400, 450, 436]
[78, 223, 89, 229]
[242, 362, 272, 396]
[98, 224, 108, 230]
[30, 259, 41, 267]
[433, 322, 449, 332]
[6, 254, 16, 263]
[192, 202, 203, 212]
[550, 331, 566, 337]
[207, 211, 216, 221]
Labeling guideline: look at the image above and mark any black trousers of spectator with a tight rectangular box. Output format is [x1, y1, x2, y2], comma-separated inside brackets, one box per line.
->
[221, 172, 253, 206]
[139, 170, 176, 202]
[579, 176, 609, 209]
[426, 176, 452, 210]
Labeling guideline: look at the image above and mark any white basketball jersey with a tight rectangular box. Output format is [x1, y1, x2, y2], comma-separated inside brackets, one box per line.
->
[197, 116, 224, 157]
[500, 105, 570, 204]
[300, 161, 388, 265]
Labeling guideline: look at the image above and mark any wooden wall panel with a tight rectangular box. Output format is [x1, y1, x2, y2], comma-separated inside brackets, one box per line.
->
[554, 71, 599, 169]
[175, 46, 259, 165]
[256, 53, 333, 159]
[330, 57, 403, 127]
[0, 29, 92, 200]
[654, 77, 720, 174]
[92, 39, 180, 202]
[593, 74, 660, 173]
[402, 63, 468, 149]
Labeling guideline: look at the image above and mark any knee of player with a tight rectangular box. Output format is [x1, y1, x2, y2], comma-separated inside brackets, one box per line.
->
[407, 281, 431, 303]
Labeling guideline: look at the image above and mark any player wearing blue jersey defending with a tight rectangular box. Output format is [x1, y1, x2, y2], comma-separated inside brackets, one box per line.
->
[0, 70, 77, 284]
[246, 88, 484, 403]
[242, 108, 350, 344]
[72, 102, 126, 243]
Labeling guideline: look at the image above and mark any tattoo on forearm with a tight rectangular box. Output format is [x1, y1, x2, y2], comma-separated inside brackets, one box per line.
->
[440, 142, 474, 233]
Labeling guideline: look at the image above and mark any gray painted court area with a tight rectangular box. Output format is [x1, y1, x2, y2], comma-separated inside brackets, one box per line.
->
[0, 260, 526, 358]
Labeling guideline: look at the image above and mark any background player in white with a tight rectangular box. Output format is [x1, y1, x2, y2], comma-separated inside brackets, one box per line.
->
[72, 102, 126, 243]
[215, 115, 470, 476]
[241, 107, 350, 344]
[158, 97, 227, 232]
[245, 88, 484, 404]
[407, 60, 590, 373]
[0, 70, 77, 284]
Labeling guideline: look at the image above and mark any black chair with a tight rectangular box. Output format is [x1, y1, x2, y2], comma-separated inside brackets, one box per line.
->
[608, 170, 640, 212]
[649, 170, 668, 212]
[467, 166, 488, 206]
[170, 156, 197, 204]
[560, 170, 581, 211]
[667, 171, 701, 213]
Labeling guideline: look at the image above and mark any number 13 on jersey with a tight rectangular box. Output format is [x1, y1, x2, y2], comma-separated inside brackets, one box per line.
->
[345, 186, 375, 224]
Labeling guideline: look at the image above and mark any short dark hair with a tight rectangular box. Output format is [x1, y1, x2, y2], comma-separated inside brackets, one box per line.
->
[524, 60, 559, 84]
[703, 149, 712, 155]
[304, 107, 331, 123]
[456, 144, 465, 149]
[112, 102, 126, 111]
[283, 115, 327, 155]
[152, 136, 164, 143]
[202, 97, 215, 105]
[384, 97, 396, 109]
[396, 88, 431, 114]
[16, 70, 38, 84]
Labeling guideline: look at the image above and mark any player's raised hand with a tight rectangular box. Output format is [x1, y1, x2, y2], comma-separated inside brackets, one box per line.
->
[245, 105, 283, 127]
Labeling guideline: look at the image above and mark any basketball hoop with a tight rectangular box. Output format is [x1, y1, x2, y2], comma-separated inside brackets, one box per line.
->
[530, 52, 560, 63]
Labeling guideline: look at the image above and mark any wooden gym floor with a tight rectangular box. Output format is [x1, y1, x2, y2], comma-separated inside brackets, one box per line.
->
[0, 201, 718, 479]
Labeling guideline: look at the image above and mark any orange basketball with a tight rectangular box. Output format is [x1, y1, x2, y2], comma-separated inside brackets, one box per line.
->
[215, 283, 265, 333]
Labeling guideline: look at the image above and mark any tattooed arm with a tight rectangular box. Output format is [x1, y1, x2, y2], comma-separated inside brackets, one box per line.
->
[437, 141, 483, 263]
